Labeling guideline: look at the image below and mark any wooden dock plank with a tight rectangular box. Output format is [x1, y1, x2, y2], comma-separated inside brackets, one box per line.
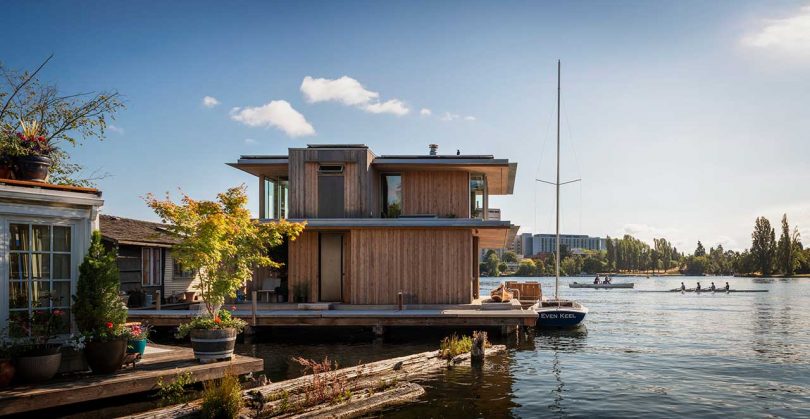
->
[0, 345, 263, 416]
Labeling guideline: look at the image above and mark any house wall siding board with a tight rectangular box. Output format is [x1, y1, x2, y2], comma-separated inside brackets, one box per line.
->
[287, 230, 319, 302]
[346, 228, 472, 304]
[164, 251, 201, 297]
[289, 148, 371, 218]
[402, 171, 469, 218]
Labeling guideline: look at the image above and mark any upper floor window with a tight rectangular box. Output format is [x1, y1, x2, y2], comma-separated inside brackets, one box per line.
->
[263, 177, 289, 219]
[172, 259, 196, 279]
[470, 174, 486, 219]
[381, 174, 402, 218]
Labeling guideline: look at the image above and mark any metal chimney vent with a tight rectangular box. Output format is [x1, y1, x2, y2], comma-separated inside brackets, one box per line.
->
[429, 144, 438, 156]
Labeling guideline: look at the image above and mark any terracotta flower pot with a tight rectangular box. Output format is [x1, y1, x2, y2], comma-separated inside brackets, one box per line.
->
[85, 339, 127, 374]
[0, 359, 15, 388]
[15, 346, 62, 383]
[0, 162, 14, 180]
[14, 156, 52, 182]
[190, 328, 237, 363]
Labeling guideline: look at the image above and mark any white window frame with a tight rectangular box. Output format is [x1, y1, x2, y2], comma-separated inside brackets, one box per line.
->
[141, 248, 163, 286]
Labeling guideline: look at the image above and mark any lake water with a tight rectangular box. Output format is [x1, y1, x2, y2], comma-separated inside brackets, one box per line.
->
[237, 276, 810, 418]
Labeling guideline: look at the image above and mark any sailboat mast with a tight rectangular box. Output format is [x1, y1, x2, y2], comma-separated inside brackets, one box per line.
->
[555, 59, 561, 301]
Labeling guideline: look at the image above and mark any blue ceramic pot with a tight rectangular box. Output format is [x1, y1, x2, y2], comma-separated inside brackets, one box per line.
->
[127, 339, 147, 356]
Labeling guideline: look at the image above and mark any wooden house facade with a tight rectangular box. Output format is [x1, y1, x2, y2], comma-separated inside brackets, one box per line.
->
[230, 144, 517, 305]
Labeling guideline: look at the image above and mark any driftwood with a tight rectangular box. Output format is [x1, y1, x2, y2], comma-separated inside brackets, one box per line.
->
[120, 345, 506, 419]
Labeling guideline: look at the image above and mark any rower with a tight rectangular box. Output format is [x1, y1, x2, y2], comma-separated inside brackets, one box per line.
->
[696, 282, 702, 292]
[710, 282, 716, 291]
[594, 275, 600, 285]
[680, 282, 686, 291]
[725, 282, 730, 291]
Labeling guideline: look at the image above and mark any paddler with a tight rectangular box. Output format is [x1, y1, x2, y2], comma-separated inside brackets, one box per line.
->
[725, 282, 730, 291]
[680, 282, 686, 291]
[696, 282, 702, 292]
[710, 282, 716, 291]
[594, 275, 600, 284]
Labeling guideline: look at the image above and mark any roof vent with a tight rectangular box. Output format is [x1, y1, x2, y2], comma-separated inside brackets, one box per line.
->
[429, 144, 438, 156]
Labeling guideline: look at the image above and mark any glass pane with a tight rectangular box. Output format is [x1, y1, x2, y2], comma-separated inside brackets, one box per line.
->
[52, 281, 71, 307]
[265, 178, 275, 219]
[383, 175, 402, 217]
[10, 224, 29, 251]
[53, 226, 71, 252]
[32, 225, 50, 251]
[53, 254, 71, 280]
[9, 282, 29, 309]
[32, 253, 50, 280]
[53, 309, 70, 334]
[31, 281, 51, 307]
[9, 253, 29, 281]
[8, 311, 29, 338]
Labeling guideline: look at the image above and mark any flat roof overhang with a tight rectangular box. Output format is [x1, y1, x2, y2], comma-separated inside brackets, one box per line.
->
[277, 218, 512, 248]
[372, 158, 517, 195]
[227, 157, 289, 178]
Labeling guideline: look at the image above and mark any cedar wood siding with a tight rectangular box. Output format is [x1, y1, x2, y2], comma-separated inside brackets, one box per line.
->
[401, 171, 470, 218]
[288, 148, 372, 218]
[287, 229, 474, 304]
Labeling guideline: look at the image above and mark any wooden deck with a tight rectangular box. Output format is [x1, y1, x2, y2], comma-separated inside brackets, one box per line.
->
[0, 344, 263, 416]
[128, 305, 539, 328]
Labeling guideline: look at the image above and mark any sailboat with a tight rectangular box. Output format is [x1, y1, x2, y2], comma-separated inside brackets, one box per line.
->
[533, 60, 589, 328]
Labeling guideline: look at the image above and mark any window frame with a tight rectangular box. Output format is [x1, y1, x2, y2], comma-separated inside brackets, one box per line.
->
[5, 221, 75, 337]
[141, 247, 163, 286]
[380, 173, 402, 218]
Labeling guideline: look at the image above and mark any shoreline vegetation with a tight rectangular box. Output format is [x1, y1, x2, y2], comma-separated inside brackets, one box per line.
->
[484, 214, 809, 279]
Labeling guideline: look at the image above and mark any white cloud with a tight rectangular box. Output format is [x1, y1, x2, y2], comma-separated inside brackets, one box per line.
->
[464, 115, 476, 121]
[301, 76, 378, 106]
[202, 96, 220, 108]
[230, 100, 315, 137]
[741, 6, 810, 55]
[300, 75, 409, 116]
[108, 124, 124, 134]
[440, 112, 460, 121]
[419, 108, 432, 116]
[244, 138, 257, 145]
[363, 99, 409, 116]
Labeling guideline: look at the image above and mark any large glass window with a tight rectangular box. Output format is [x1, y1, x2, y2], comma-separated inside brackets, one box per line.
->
[381, 174, 402, 218]
[263, 177, 289, 219]
[142, 248, 162, 286]
[8, 223, 72, 335]
[470, 174, 486, 219]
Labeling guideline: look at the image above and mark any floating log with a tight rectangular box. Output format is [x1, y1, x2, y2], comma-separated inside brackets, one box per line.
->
[122, 345, 506, 419]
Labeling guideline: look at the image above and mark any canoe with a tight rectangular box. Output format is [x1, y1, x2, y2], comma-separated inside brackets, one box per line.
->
[569, 282, 634, 289]
[637, 289, 769, 293]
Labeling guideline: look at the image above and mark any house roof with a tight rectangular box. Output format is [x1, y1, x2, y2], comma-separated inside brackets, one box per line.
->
[99, 215, 179, 248]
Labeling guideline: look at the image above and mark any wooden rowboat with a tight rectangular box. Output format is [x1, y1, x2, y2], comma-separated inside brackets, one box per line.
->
[569, 282, 634, 289]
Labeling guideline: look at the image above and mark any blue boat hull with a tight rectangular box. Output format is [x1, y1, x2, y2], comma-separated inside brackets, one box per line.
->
[536, 309, 587, 328]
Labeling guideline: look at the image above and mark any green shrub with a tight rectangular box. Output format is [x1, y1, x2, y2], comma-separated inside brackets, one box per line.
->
[439, 334, 473, 359]
[156, 371, 194, 406]
[200, 374, 244, 419]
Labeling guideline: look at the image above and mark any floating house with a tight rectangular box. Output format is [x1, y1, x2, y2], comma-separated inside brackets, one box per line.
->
[99, 215, 201, 306]
[229, 144, 517, 306]
[0, 180, 103, 332]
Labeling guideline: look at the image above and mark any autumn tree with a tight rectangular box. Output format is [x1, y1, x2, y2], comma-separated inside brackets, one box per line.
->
[146, 186, 304, 318]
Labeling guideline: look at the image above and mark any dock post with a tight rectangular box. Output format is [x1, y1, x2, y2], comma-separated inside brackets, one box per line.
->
[155, 290, 161, 310]
[251, 291, 257, 326]
[397, 291, 403, 311]
[372, 324, 385, 337]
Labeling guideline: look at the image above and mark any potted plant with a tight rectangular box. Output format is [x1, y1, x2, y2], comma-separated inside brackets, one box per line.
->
[72, 231, 130, 374]
[12, 119, 54, 182]
[146, 186, 304, 362]
[8, 308, 68, 383]
[0, 129, 22, 179]
[127, 323, 152, 357]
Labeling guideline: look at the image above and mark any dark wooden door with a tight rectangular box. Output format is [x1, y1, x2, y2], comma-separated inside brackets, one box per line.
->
[319, 233, 343, 302]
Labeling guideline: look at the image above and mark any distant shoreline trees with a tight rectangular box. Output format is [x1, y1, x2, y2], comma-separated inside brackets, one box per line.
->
[495, 213, 809, 277]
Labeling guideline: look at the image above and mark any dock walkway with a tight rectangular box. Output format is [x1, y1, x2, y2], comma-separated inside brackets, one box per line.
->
[0, 344, 263, 416]
[128, 304, 539, 328]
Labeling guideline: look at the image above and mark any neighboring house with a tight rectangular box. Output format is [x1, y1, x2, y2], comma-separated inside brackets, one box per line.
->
[99, 215, 199, 303]
[229, 144, 517, 305]
[1, 180, 104, 334]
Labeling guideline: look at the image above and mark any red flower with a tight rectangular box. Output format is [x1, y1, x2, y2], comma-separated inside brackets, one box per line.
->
[37, 136, 45, 142]
[230, 306, 237, 311]
[214, 316, 222, 324]
[106, 322, 114, 329]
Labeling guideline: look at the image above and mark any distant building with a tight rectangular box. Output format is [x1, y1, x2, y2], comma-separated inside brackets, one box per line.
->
[516, 232, 606, 257]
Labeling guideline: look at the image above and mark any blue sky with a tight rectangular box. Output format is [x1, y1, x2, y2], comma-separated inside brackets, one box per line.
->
[3, 0, 810, 251]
